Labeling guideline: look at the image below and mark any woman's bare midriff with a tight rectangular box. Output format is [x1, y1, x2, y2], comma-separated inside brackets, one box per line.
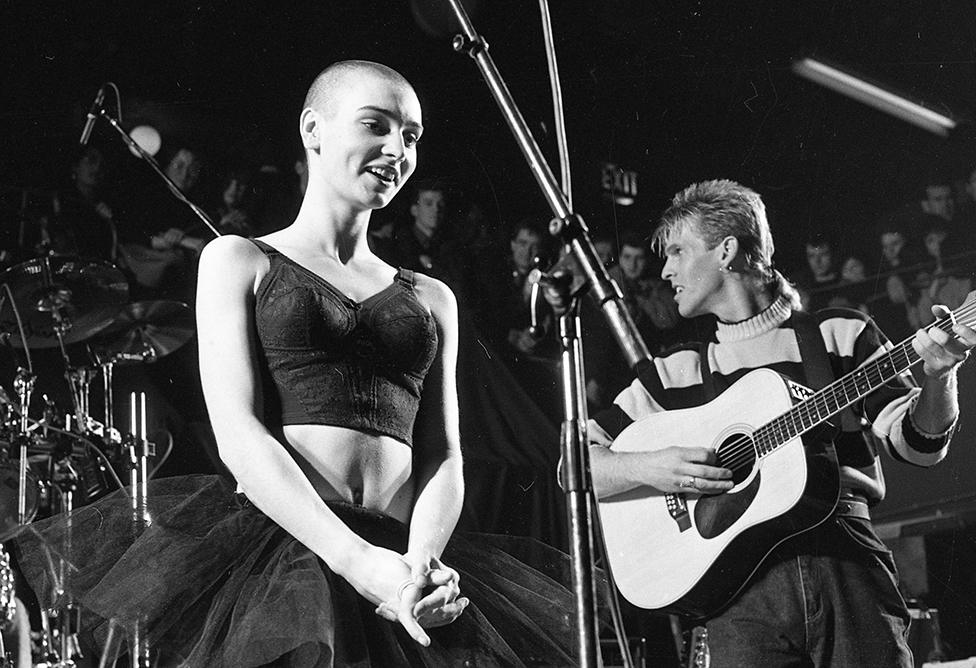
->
[281, 423, 415, 524]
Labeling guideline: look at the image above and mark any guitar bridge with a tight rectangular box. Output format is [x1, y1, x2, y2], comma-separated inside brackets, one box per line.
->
[665, 493, 691, 532]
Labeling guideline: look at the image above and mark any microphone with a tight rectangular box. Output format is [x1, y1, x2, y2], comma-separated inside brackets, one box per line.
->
[79, 86, 106, 146]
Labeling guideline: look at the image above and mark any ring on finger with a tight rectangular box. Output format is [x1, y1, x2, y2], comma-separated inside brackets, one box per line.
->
[396, 577, 416, 600]
[679, 476, 696, 489]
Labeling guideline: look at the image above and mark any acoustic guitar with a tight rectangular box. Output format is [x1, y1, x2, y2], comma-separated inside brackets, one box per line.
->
[597, 292, 976, 618]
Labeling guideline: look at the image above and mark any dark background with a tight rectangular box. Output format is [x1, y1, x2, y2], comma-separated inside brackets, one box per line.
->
[2, 0, 975, 271]
[2, 1, 976, 661]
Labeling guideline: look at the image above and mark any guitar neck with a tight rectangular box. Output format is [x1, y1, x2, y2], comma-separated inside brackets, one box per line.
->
[755, 310, 963, 456]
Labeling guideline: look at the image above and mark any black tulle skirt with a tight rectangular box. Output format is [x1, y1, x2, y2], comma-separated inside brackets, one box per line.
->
[13, 475, 584, 667]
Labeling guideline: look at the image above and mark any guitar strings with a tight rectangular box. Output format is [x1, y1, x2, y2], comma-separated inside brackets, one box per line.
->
[711, 302, 976, 474]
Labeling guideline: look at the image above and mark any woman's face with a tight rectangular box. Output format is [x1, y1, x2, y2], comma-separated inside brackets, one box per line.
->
[312, 74, 423, 211]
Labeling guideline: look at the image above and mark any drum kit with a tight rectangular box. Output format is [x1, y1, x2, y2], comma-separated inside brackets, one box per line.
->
[0, 251, 196, 667]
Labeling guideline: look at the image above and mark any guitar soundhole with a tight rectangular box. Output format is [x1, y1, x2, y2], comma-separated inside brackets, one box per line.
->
[716, 433, 756, 486]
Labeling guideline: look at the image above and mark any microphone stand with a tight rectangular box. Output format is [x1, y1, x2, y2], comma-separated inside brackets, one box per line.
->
[446, 3, 651, 665]
[94, 105, 222, 240]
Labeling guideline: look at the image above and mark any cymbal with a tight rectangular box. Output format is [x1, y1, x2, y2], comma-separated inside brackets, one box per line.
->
[90, 300, 194, 364]
[0, 255, 129, 348]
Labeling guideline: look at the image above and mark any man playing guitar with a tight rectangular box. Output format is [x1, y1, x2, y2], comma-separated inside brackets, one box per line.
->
[569, 180, 976, 667]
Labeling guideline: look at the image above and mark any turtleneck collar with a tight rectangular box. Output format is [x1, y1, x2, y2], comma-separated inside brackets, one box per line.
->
[715, 294, 793, 343]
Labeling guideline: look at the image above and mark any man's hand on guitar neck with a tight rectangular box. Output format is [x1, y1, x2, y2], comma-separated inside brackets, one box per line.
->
[912, 304, 976, 380]
[909, 302, 976, 435]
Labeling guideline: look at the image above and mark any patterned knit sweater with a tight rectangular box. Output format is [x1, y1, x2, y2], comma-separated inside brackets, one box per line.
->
[589, 295, 953, 503]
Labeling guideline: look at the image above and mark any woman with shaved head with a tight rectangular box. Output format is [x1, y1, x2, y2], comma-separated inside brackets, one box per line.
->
[16, 61, 578, 666]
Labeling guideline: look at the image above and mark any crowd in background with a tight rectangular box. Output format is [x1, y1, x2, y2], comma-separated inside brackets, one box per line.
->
[2, 144, 975, 427]
[0, 133, 973, 666]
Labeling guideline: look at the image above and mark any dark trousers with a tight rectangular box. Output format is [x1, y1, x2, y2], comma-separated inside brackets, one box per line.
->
[706, 514, 913, 668]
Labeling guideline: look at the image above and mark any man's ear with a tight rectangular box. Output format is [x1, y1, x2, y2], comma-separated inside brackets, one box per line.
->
[719, 235, 739, 269]
[300, 108, 320, 151]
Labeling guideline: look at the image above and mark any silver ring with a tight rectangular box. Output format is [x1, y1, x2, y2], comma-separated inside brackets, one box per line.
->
[679, 476, 696, 489]
[396, 578, 415, 600]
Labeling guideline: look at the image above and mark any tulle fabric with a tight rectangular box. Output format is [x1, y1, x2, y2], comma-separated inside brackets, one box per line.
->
[13, 475, 582, 667]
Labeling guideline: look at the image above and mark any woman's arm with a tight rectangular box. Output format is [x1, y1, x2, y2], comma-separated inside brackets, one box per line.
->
[406, 276, 464, 562]
[196, 236, 436, 644]
[390, 276, 471, 625]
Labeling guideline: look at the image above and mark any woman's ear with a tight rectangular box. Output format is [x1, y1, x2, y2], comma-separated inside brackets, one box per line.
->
[300, 108, 320, 151]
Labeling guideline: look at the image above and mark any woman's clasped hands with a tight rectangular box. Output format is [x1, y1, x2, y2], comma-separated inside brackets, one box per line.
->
[353, 546, 469, 647]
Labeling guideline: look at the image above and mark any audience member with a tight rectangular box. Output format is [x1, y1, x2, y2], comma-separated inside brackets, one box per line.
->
[116, 145, 211, 302]
[793, 234, 841, 311]
[391, 178, 468, 298]
[472, 218, 550, 354]
[213, 167, 255, 237]
[609, 233, 683, 350]
[914, 218, 973, 326]
[919, 175, 955, 223]
[49, 146, 119, 262]
[831, 253, 871, 313]
[583, 233, 684, 408]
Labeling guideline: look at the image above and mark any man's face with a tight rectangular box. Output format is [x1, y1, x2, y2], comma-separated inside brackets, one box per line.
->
[411, 189, 446, 237]
[805, 243, 833, 279]
[660, 221, 724, 318]
[923, 185, 954, 221]
[618, 244, 647, 281]
[166, 149, 202, 191]
[313, 73, 422, 211]
[510, 228, 542, 273]
[841, 256, 866, 283]
[880, 232, 905, 264]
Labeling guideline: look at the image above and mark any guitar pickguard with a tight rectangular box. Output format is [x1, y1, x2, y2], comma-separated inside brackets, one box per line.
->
[694, 471, 762, 539]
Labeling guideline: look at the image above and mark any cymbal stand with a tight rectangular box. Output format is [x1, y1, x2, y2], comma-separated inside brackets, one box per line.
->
[35, 297, 86, 666]
[101, 361, 118, 442]
[12, 368, 34, 527]
[65, 366, 97, 435]
[124, 391, 152, 667]
[43, 470, 83, 668]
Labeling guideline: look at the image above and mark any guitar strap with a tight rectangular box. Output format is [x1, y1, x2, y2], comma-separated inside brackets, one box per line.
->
[791, 309, 862, 436]
[789, 309, 833, 392]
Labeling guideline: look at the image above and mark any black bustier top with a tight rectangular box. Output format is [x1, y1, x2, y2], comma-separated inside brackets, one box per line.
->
[250, 239, 438, 446]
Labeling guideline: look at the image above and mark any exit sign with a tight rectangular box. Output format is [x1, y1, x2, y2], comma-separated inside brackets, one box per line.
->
[601, 163, 638, 205]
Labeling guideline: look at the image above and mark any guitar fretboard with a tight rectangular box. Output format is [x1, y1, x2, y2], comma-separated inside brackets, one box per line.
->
[750, 296, 974, 457]
[754, 339, 919, 455]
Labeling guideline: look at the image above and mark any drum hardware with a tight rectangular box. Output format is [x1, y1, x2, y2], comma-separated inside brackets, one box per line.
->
[0, 255, 128, 350]
[88, 300, 195, 366]
[0, 256, 189, 666]
[12, 368, 36, 531]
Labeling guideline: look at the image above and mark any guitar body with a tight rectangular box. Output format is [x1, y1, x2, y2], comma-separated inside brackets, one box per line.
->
[598, 368, 840, 618]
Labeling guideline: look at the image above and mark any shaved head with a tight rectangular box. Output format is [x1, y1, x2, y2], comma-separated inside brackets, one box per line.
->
[303, 60, 412, 117]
